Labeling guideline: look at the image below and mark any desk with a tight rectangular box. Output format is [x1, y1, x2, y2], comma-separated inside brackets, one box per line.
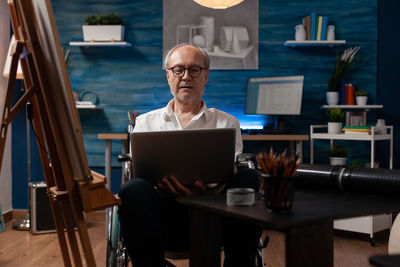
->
[97, 133, 127, 189]
[97, 133, 309, 185]
[177, 190, 400, 267]
[242, 134, 309, 162]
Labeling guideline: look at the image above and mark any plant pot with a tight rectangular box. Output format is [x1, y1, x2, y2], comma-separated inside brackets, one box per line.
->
[82, 25, 125, 41]
[326, 92, 339, 105]
[328, 122, 342, 134]
[356, 96, 368, 106]
[330, 157, 347, 166]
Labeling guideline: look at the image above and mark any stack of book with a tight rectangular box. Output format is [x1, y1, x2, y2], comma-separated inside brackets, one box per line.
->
[75, 101, 96, 108]
[302, 12, 329, 41]
[342, 126, 377, 135]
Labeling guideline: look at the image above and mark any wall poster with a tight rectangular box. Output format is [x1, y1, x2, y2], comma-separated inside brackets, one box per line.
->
[163, 0, 259, 69]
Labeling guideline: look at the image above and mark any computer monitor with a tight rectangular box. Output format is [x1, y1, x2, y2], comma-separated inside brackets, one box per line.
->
[245, 76, 304, 131]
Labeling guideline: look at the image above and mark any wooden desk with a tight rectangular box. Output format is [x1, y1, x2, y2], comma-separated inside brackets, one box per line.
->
[97, 133, 127, 189]
[177, 191, 400, 267]
[242, 134, 309, 162]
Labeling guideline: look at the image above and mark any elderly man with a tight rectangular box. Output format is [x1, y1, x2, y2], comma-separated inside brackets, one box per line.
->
[118, 44, 261, 267]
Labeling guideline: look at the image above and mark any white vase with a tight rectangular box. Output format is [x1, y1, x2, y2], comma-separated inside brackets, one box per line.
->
[328, 122, 342, 134]
[330, 157, 347, 166]
[356, 96, 368, 105]
[326, 92, 339, 105]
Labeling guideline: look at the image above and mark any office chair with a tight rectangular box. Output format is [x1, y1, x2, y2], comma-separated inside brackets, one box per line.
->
[106, 137, 268, 267]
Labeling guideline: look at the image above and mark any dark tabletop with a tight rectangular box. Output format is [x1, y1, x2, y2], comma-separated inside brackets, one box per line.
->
[177, 190, 400, 230]
[370, 254, 400, 267]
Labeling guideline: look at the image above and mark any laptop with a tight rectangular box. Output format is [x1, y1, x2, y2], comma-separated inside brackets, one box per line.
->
[130, 128, 236, 186]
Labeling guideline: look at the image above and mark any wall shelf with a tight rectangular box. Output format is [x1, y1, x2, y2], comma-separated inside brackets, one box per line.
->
[284, 40, 346, 47]
[76, 104, 101, 109]
[321, 105, 383, 110]
[69, 41, 131, 47]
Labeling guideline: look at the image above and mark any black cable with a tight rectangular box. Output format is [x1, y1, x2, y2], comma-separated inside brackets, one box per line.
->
[26, 102, 48, 154]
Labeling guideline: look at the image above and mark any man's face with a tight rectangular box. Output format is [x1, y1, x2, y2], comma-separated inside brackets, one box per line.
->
[166, 46, 209, 104]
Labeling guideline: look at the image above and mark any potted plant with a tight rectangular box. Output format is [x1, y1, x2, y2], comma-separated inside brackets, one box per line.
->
[82, 13, 125, 42]
[328, 144, 348, 166]
[327, 47, 360, 105]
[326, 108, 345, 134]
[355, 90, 368, 106]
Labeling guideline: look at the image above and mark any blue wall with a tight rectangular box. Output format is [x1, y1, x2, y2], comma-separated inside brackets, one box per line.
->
[12, 0, 386, 208]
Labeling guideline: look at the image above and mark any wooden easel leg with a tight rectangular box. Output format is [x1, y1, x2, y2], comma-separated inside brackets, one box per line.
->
[60, 197, 84, 267]
[72, 203, 96, 266]
[48, 194, 73, 267]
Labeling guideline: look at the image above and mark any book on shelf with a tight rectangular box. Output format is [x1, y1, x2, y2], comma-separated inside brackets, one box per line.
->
[75, 101, 96, 108]
[339, 80, 346, 105]
[303, 15, 311, 40]
[317, 16, 323, 40]
[321, 16, 328, 40]
[342, 126, 377, 135]
[310, 12, 316, 41]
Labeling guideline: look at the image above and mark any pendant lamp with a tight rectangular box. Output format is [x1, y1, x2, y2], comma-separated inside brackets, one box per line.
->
[193, 0, 244, 9]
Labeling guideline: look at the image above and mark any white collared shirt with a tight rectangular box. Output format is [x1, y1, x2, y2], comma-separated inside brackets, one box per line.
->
[133, 99, 243, 155]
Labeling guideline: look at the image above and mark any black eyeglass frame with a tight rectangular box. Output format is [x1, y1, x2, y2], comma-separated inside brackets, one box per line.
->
[167, 65, 208, 78]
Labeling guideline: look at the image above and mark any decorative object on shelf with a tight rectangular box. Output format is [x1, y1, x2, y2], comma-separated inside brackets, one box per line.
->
[328, 47, 360, 103]
[349, 160, 364, 167]
[193, 0, 244, 9]
[295, 24, 306, 41]
[345, 83, 355, 105]
[376, 119, 386, 135]
[82, 13, 125, 42]
[326, 91, 339, 105]
[327, 25, 335, 41]
[328, 144, 348, 166]
[79, 91, 99, 105]
[326, 108, 344, 134]
[355, 89, 368, 105]
[257, 148, 299, 213]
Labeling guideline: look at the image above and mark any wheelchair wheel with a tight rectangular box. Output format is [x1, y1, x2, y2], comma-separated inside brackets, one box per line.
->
[106, 206, 130, 267]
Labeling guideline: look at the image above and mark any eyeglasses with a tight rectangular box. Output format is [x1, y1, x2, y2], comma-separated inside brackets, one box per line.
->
[167, 66, 207, 78]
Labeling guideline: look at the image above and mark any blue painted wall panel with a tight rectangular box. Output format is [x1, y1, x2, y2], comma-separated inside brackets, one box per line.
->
[51, 0, 377, 167]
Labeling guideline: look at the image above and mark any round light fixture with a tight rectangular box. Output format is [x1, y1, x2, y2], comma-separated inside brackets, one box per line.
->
[193, 0, 244, 9]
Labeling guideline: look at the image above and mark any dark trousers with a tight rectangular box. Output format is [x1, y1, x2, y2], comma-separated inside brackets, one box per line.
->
[118, 168, 262, 267]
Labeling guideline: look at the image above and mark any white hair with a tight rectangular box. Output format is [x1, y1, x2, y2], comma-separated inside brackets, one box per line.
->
[164, 43, 210, 69]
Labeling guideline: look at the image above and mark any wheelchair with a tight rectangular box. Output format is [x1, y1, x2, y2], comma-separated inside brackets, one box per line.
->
[106, 137, 269, 267]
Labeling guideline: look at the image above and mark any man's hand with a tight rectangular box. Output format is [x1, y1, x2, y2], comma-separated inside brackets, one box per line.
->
[158, 175, 205, 197]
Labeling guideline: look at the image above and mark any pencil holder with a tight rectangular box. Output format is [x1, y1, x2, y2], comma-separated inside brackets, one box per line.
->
[262, 174, 295, 213]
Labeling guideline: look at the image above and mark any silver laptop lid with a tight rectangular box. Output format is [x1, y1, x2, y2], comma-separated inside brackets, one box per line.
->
[130, 128, 235, 186]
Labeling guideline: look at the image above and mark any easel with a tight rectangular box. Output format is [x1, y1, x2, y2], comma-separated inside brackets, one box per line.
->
[0, 0, 120, 266]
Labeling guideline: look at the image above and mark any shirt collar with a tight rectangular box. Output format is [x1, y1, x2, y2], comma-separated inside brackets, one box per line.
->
[163, 99, 211, 121]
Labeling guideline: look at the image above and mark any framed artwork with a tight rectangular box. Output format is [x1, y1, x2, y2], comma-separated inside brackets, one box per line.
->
[163, 0, 258, 69]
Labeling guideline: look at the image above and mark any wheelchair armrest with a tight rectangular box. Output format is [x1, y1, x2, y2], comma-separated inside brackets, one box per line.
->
[118, 153, 131, 162]
[236, 153, 256, 169]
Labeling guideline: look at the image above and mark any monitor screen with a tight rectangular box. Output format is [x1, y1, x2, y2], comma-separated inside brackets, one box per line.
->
[245, 76, 304, 115]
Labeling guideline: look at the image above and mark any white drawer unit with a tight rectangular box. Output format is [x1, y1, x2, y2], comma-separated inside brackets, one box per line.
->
[334, 214, 392, 246]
